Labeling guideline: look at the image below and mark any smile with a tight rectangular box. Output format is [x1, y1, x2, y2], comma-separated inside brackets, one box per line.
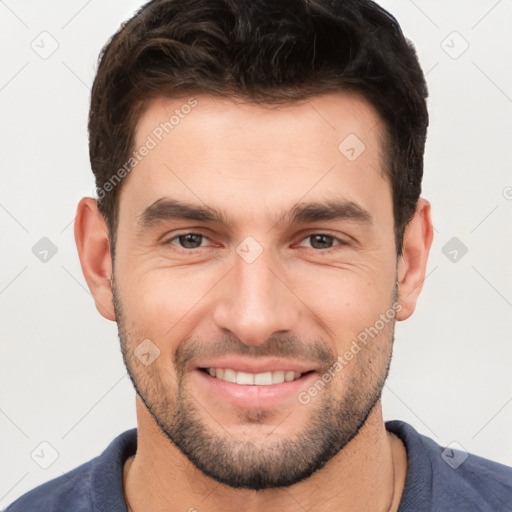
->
[201, 368, 306, 385]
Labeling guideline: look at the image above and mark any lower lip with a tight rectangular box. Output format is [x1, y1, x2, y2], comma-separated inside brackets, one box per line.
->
[194, 370, 318, 409]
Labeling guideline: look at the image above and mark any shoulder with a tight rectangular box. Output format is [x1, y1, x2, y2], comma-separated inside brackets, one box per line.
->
[4, 460, 94, 512]
[4, 429, 137, 512]
[386, 420, 512, 512]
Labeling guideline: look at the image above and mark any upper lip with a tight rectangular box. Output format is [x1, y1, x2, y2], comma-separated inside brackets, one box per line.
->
[194, 356, 318, 374]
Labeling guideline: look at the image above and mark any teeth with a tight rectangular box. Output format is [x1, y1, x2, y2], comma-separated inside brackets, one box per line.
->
[285, 371, 295, 382]
[236, 371, 254, 385]
[271, 370, 285, 384]
[223, 368, 236, 383]
[255, 371, 272, 385]
[206, 368, 302, 385]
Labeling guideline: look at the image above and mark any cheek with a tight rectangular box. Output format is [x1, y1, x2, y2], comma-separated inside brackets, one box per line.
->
[120, 246, 395, 355]
[121, 269, 217, 346]
[289, 262, 395, 339]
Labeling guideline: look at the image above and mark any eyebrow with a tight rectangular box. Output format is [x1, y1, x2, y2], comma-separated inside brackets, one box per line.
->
[136, 197, 372, 230]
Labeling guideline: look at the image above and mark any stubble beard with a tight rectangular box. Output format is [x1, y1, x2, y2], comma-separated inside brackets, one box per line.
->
[113, 280, 395, 490]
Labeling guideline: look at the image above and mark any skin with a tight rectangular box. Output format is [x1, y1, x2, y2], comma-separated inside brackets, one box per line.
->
[75, 91, 433, 511]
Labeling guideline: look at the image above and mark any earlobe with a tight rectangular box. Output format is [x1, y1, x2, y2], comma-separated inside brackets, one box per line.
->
[395, 198, 434, 321]
[74, 197, 116, 321]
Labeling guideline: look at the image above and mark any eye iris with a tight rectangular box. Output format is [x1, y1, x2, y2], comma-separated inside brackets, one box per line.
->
[311, 234, 333, 249]
[179, 234, 203, 248]
[174, 234, 336, 250]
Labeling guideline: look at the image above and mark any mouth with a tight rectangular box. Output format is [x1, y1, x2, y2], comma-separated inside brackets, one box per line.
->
[193, 360, 319, 409]
[198, 367, 314, 385]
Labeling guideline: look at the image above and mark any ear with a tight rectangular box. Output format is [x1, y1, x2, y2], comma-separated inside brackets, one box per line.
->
[396, 198, 434, 321]
[74, 197, 116, 321]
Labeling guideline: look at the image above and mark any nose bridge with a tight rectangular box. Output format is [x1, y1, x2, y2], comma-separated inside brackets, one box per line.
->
[212, 244, 300, 345]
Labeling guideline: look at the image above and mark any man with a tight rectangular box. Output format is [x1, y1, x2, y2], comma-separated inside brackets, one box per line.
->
[6, 0, 511, 510]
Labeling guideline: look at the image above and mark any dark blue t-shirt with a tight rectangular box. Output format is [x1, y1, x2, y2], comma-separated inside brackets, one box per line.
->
[4, 420, 512, 511]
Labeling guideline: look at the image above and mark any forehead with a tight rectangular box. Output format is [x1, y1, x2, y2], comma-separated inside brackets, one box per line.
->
[135, 91, 384, 156]
[118, 91, 391, 230]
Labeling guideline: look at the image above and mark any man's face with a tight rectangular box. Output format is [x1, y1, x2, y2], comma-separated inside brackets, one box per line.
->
[112, 92, 399, 490]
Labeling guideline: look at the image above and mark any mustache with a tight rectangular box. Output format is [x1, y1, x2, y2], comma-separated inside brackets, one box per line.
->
[173, 332, 337, 375]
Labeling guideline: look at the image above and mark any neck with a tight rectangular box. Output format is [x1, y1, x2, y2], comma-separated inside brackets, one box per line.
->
[123, 397, 407, 512]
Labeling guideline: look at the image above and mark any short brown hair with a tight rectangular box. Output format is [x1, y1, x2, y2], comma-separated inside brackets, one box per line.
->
[89, 0, 428, 262]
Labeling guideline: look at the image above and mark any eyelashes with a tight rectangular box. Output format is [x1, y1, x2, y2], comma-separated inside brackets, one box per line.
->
[163, 232, 350, 253]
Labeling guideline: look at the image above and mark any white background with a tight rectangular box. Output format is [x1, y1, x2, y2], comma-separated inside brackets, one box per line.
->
[1, 0, 511, 507]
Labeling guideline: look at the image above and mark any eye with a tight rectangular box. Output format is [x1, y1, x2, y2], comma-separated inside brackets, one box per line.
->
[297, 233, 348, 251]
[164, 232, 210, 250]
[163, 232, 349, 252]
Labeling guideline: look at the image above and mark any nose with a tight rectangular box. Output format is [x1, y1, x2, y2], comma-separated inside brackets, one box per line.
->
[211, 247, 301, 346]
